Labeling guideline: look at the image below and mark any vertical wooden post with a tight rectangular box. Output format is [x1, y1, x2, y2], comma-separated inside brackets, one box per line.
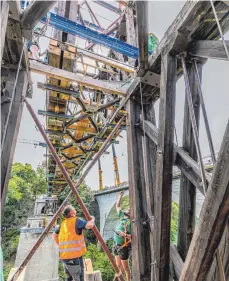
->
[136, 0, 148, 73]
[126, 4, 152, 280]
[143, 102, 157, 280]
[127, 99, 151, 280]
[0, 0, 9, 64]
[154, 53, 177, 281]
[178, 61, 202, 260]
[1, 71, 28, 211]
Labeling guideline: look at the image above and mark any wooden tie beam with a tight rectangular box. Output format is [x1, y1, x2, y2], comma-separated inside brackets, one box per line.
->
[29, 60, 127, 96]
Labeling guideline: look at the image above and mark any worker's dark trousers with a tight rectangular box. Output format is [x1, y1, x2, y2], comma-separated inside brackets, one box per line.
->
[62, 256, 84, 281]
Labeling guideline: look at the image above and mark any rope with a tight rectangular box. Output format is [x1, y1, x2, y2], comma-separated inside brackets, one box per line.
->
[139, 82, 157, 280]
[210, 0, 229, 60]
[174, 126, 178, 146]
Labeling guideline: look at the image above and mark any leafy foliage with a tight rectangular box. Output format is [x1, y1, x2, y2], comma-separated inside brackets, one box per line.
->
[84, 243, 115, 281]
[3, 163, 47, 229]
[171, 202, 179, 244]
[2, 163, 47, 279]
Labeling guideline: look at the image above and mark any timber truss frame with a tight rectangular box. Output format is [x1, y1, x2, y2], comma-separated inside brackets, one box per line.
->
[126, 1, 229, 281]
[1, 1, 229, 281]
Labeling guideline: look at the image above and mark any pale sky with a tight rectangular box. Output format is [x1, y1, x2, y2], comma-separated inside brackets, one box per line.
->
[14, 1, 229, 190]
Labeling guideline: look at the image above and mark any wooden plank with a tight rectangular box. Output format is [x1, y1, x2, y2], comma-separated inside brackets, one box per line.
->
[1, 70, 28, 211]
[178, 62, 202, 260]
[20, 1, 56, 29]
[180, 121, 229, 281]
[29, 60, 126, 96]
[154, 53, 177, 281]
[1, 0, 9, 64]
[189, 40, 229, 60]
[85, 271, 102, 281]
[84, 258, 93, 274]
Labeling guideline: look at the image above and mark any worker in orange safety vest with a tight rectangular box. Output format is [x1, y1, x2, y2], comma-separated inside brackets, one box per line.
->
[53, 205, 95, 281]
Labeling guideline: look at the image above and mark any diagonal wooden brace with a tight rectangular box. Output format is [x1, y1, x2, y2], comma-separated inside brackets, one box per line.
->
[9, 98, 125, 281]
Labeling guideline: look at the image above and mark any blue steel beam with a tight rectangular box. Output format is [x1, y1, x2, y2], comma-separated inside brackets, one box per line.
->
[41, 13, 138, 59]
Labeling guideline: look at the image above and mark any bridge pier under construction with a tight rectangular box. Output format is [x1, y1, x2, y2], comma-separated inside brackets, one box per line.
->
[1, 1, 229, 281]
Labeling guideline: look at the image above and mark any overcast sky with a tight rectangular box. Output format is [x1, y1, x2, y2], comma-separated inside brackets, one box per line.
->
[14, 1, 229, 190]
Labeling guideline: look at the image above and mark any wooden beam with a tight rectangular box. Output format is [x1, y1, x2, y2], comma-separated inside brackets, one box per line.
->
[20, 1, 56, 29]
[126, 5, 151, 280]
[170, 244, 184, 280]
[175, 145, 211, 184]
[175, 152, 204, 194]
[67, 0, 79, 45]
[154, 53, 177, 281]
[180, 121, 229, 281]
[125, 6, 137, 66]
[178, 62, 202, 260]
[1, 0, 9, 64]
[140, 119, 211, 191]
[189, 40, 229, 60]
[128, 0, 229, 100]
[206, 227, 229, 281]
[77, 48, 135, 73]
[127, 100, 151, 280]
[136, 0, 148, 73]
[1, 70, 28, 212]
[222, 1, 229, 7]
[143, 101, 157, 278]
[29, 60, 126, 96]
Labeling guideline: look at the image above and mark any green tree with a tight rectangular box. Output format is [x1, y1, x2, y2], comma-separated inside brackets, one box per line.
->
[84, 243, 115, 281]
[171, 202, 179, 244]
[2, 163, 47, 278]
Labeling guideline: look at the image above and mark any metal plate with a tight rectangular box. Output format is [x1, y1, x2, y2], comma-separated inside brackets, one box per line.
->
[142, 71, 160, 88]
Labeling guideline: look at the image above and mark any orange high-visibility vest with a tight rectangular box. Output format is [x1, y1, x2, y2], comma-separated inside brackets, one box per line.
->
[59, 217, 87, 260]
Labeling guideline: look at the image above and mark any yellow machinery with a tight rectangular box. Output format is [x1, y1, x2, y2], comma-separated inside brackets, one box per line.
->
[112, 144, 121, 186]
[98, 159, 103, 190]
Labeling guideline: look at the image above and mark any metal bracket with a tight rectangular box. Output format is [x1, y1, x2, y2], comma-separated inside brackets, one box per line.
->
[142, 71, 160, 88]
